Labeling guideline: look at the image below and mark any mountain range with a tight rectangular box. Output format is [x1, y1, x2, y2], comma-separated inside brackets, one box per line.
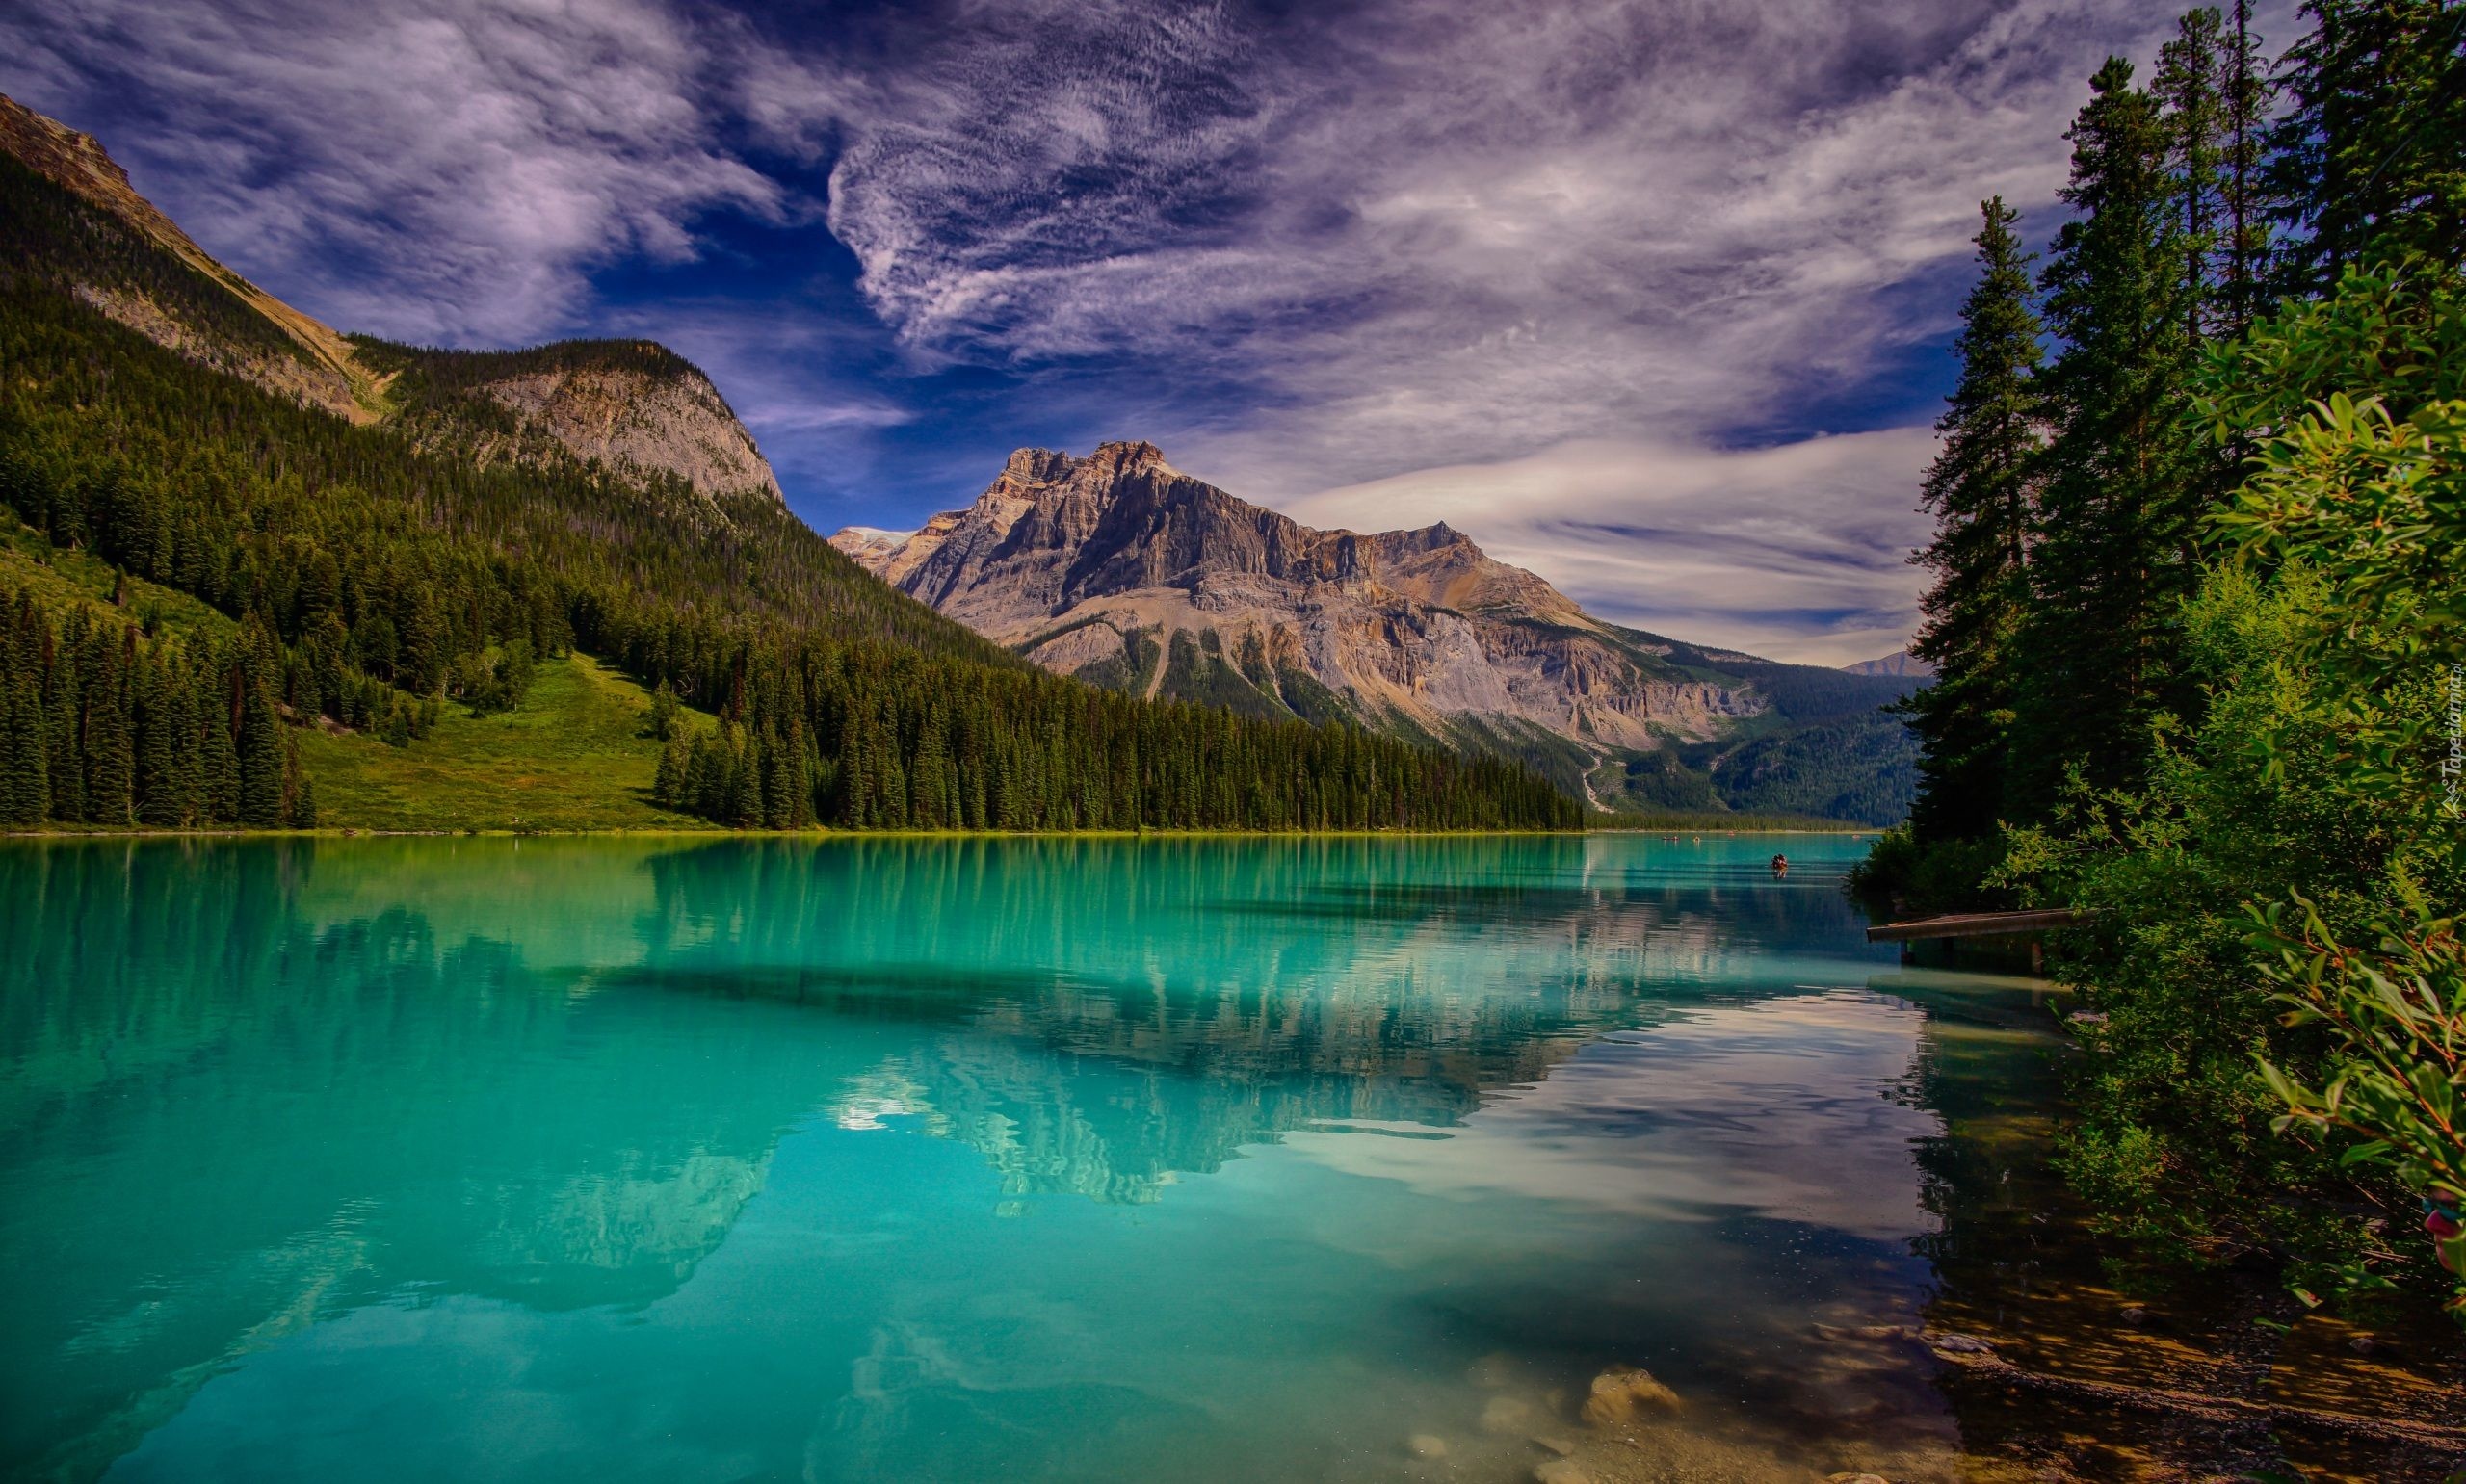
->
[834, 443, 1919, 821]
[0, 92, 1579, 834]
[0, 91, 1910, 828]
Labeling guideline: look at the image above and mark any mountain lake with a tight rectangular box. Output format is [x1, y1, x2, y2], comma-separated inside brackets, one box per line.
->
[3, 833, 2448, 1483]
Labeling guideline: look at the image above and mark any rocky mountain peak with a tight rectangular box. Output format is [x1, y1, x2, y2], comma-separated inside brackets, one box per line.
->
[1, 93, 378, 420]
[1003, 447, 1078, 483]
[0, 96, 160, 233]
[826, 442, 1916, 820]
[1077, 440, 1171, 478]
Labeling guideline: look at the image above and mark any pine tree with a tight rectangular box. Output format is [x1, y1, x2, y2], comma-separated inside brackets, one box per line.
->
[41, 626, 82, 823]
[1905, 198, 2047, 843]
[134, 651, 184, 826]
[2008, 57, 2203, 817]
[2219, 0, 2274, 335]
[235, 679, 285, 827]
[0, 671, 47, 826]
[652, 730, 690, 808]
[80, 631, 134, 825]
[200, 661, 241, 824]
[284, 739, 318, 828]
[2265, 0, 2466, 291]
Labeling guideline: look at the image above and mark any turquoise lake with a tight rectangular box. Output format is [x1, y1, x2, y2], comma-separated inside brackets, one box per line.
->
[0, 834, 2061, 1483]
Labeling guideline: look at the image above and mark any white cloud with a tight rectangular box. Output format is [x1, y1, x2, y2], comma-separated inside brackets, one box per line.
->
[789, 0, 2224, 653]
[0, 0, 786, 343]
[1279, 430, 1940, 665]
[2, 0, 2304, 656]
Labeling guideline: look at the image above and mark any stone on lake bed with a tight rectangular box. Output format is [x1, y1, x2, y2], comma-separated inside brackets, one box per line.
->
[1534, 1461, 1594, 1484]
[1407, 1434, 1449, 1459]
[1482, 1394, 1535, 1432]
[1579, 1365, 1682, 1426]
[1825, 1474, 1892, 1484]
[1532, 1435, 1577, 1456]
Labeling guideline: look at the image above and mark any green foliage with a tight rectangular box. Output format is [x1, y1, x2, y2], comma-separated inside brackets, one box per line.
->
[2202, 269, 2465, 808]
[2007, 271, 2463, 1311]
[1843, 824, 2015, 918]
[646, 679, 682, 742]
[1999, 566, 2445, 1268]
[1876, 0, 2464, 1319]
[2197, 263, 2461, 1316]
[2253, 903, 2466, 1317]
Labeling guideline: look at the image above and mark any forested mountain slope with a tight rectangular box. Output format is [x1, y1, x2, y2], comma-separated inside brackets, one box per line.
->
[836, 442, 1921, 822]
[0, 97, 1574, 833]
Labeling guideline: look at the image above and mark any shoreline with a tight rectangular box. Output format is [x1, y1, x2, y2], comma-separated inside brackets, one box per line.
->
[0, 824, 1881, 841]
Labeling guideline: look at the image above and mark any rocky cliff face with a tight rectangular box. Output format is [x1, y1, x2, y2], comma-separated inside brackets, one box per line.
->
[0, 94, 377, 420]
[0, 93, 779, 506]
[832, 443, 1771, 774]
[462, 361, 782, 504]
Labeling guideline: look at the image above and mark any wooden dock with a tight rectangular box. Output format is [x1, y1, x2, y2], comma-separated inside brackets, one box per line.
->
[1864, 908, 2088, 944]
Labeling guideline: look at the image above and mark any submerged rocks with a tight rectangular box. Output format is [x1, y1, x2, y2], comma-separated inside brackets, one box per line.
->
[1406, 1433, 1449, 1459]
[1579, 1365, 1682, 1426]
[1532, 1461, 1593, 1484]
[1482, 1393, 1536, 1432]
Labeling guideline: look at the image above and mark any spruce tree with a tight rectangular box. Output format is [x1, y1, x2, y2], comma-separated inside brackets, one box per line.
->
[2158, 9, 2236, 339]
[2009, 57, 2202, 817]
[0, 672, 47, 826]
[80, 632, 134, 825]
[284, 741, 318, 828]
[41, 627, 83, 823]
[1905, 198, 2046, 843]
[236, 680, 285, 827]
[200, 662, 241, 824]
[2219, 0, 2273, 334]
[2265, 0, 2466, 290]
[134, 652, 184, 826]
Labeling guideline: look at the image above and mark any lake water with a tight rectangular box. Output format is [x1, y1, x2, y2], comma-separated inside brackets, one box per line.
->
[0, 834, 2065, 1484]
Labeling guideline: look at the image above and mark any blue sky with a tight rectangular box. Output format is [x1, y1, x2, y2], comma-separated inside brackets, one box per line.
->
[0, 0, 2238, 662]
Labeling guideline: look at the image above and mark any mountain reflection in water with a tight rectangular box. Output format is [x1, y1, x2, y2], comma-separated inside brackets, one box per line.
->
[4, 834, 2065, 1484]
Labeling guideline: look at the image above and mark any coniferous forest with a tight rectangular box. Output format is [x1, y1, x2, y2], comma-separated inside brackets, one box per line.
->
[0, 148, 1579, 834]
[1865, 0, 2464, 1318]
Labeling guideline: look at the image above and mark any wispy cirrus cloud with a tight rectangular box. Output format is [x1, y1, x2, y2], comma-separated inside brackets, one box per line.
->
[1282, 430, 1941, 666]
[0, 0, 2291, 659]
[0, 0, 785, 342]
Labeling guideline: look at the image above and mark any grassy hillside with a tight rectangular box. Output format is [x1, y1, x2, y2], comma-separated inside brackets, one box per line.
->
[299, 653, 718, 832]
[3, 523, 711, 832]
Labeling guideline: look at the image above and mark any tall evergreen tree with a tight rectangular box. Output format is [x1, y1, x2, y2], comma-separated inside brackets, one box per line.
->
[2220, 0, 2275, 334]
[200, 662, 241, 825]
[1905, 198, 2047, 843]
[2008, 57, 2202, 817]
[2265, 0, 2466, 290]
[80, 631, 134, 825]
[2159, 8, 2233, 343]
[0, 672, 45, 826]
[235, 679, 285, 827]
